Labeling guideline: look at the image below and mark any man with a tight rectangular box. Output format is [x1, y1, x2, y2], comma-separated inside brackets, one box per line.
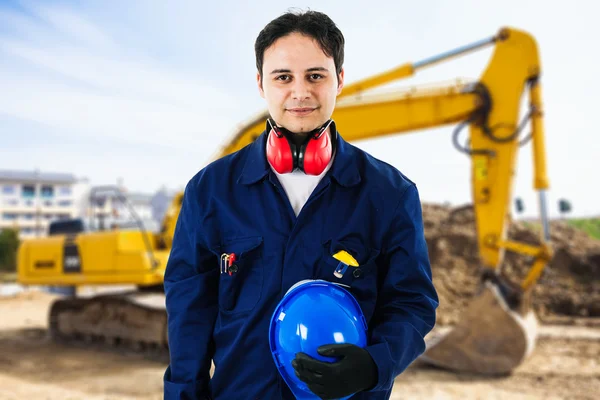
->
[164, 9, 438, 400]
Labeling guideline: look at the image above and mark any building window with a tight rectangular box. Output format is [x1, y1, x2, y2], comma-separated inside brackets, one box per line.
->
[2, 185, 16, 195]
[58, 200, 73, 207]
[58, 187, 72, 196]
[43, 200, 53, 207]
[2, 213, 18, 220]
[23, 214, 35, 220]
[22, 185, 35, 198]
[41, 185, 54, 198]
[2, 199, 19, 206]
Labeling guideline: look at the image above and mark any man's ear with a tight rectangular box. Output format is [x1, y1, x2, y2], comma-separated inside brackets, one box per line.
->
[257, 72, 265, 98]
[337, 68, 345, 96]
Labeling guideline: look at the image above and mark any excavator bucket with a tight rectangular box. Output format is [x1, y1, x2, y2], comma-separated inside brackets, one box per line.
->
[419, 280, 538, 375]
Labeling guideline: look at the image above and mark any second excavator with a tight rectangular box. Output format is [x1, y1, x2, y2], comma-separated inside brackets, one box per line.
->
[17, 26, 552, 375]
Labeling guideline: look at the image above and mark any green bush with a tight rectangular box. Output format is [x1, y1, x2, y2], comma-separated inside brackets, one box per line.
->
[567, 218, 600, 240]
[521, 218, 600, 241]
[0, 229, 19, 272]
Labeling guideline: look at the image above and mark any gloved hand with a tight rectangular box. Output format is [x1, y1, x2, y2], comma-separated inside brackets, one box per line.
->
[291, 343, 378, 399]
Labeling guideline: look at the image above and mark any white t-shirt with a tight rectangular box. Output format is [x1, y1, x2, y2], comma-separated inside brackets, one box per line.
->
[270, 151, 335, 216]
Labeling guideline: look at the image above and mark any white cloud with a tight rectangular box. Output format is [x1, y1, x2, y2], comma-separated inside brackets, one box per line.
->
[0, 38, 234, 109]
[23, 2, 118, 51]
[0, 4, 242, 151]
[0, 74, 230, 147]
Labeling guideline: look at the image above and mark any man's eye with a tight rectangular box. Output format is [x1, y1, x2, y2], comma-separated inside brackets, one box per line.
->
[276, 75, 290, 81]
[310, 74, 324, 80]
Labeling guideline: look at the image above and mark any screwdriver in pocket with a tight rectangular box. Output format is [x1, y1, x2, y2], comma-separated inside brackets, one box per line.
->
[332, 250, 359, 278]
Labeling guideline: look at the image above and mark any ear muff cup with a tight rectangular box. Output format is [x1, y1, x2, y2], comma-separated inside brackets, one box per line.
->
[266, 129, 295, 174]
[301, 130, 332, 175]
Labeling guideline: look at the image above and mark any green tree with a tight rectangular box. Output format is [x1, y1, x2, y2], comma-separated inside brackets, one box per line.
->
[0, 229, 19, 272]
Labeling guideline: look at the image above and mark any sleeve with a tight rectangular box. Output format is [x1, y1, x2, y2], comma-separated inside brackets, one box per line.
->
[365, 183, 439, 392]
[163, 178, 219, 399]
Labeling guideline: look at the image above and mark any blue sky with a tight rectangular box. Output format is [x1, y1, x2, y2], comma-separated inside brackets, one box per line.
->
[0, 0, 598, 218]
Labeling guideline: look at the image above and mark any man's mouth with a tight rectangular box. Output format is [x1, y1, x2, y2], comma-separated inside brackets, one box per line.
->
[287, 107, 316, 116]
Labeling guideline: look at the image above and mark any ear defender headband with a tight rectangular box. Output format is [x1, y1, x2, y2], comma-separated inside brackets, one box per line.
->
[266, 119, 334, 175]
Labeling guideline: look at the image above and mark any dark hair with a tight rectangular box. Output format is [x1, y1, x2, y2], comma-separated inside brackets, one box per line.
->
[255, 9, 345, 79]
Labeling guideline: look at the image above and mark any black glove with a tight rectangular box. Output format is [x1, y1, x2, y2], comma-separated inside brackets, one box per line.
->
[291, 343, 378, 399]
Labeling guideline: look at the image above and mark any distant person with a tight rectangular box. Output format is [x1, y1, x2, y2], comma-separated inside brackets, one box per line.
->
[163, 9, 438, 399]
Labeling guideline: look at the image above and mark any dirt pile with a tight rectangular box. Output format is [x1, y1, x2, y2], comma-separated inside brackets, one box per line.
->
[422, 203, 600, 325]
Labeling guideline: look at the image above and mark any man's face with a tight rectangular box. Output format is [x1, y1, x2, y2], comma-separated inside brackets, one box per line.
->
[257, 32, 344, 135]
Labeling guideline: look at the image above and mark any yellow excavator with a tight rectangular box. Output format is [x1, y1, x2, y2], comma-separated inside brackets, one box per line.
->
[17, 26, 552, 375]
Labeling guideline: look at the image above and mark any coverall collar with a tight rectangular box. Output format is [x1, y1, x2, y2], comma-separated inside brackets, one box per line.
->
[238, 120, 361, 187]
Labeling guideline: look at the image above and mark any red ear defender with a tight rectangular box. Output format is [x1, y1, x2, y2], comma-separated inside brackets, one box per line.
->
[299, 120, 333, 175]
[266, 119, 333, 175]
[266, 124, 295, 174]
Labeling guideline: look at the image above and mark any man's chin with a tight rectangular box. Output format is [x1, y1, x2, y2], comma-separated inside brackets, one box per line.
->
[283, 120, 323, 133]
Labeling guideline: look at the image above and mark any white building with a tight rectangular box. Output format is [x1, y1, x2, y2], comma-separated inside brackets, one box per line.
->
[0, 169, 180, 239]
[85, 186, 166, 233]
[0, 169, 90, 239]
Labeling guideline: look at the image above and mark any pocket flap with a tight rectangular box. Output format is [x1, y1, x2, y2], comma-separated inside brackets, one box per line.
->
[219, 236, 263, 259]
[323, 238, 380, 266]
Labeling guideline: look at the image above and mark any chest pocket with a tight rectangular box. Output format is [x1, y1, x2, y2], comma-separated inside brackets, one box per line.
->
[216, 236, 264, 314]
[319, 239, 380, 320]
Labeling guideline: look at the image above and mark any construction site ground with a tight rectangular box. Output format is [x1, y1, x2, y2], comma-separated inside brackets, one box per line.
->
[1, 204, 598, 399]
[1, 290, 598, 400]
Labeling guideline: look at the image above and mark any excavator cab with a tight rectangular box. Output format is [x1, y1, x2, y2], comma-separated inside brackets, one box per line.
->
[48, 218, 86, 236]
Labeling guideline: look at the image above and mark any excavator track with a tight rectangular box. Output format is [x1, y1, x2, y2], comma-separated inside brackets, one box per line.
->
[48, 291, 169, 361]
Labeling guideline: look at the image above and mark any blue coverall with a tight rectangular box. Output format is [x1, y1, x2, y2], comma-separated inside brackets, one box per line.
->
[163, 127, 439, 399]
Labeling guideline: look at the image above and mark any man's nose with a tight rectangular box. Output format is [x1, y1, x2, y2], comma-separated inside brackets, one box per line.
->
[291, 79, 311, 100]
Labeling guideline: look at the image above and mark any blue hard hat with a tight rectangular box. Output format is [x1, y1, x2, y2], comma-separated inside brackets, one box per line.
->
[269, 279, 368, 400]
